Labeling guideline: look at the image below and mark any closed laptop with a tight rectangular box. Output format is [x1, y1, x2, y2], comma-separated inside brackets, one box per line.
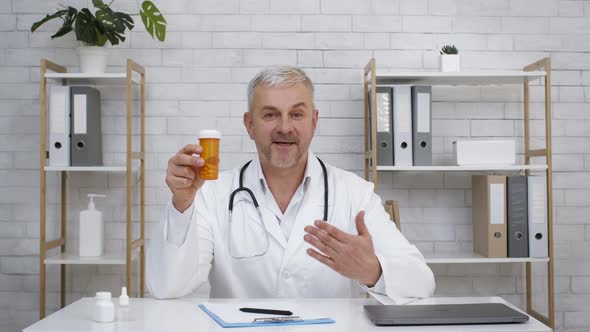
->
[364, 303, 529, 326]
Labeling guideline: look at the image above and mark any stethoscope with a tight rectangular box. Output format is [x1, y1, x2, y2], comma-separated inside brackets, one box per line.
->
[227, 157, 328, 259]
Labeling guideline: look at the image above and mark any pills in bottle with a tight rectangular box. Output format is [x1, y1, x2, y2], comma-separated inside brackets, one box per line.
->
[94, 292, 115, 323]
[198, 129, 222, 180]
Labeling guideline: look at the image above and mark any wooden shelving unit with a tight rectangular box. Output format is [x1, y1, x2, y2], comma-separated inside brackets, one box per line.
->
[363, 57, 554, 328]
[38, 59, 146, 319]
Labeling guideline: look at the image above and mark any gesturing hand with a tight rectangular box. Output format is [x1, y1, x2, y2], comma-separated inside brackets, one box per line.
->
[303, 211, 382, 287]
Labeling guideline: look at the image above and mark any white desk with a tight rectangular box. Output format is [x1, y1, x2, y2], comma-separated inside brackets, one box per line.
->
[24, 297, 552, 332]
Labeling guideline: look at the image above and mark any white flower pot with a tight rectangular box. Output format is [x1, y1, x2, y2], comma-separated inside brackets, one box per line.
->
[79, 47, 108, 73]
[440, 54, 461, 72]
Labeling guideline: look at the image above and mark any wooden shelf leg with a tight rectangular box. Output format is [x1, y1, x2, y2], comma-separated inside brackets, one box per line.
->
[363, 58, 377, 190]
[39, 60, 47, 320]
[126, 59, 133, 296]
[140, 70, 146, 298]
[60, 171, 67, 308]
[523, 57, 554, 330]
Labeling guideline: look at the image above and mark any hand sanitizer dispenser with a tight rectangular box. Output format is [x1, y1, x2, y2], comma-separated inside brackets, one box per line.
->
[79, 194, 106, 257]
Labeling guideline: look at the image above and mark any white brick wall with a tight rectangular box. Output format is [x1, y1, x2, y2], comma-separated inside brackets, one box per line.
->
[297, 51, 323, 67]
[0, 0, 589, 331]
[303, 15, 350, 32]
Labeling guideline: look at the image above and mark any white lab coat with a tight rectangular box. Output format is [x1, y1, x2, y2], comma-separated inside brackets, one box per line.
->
[147, 152, 435, 302]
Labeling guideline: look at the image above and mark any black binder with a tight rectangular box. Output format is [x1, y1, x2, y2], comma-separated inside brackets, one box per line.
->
[70, 86, 103, 166]
[507, 176, 529, 257]
[375, 87, 394, 166]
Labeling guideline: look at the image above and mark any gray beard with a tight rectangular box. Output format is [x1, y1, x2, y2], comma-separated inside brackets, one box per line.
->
[260, 144, 302, 169]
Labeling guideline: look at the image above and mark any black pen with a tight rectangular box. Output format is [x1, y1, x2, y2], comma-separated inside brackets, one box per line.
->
[239, 307, 293, 316]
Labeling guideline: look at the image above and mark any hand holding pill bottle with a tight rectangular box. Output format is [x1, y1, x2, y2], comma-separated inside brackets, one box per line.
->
[165, 130, 221, 213]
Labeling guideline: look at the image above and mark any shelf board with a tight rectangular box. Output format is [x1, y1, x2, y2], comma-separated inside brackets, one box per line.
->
[375, 70, 546, 85]
[46, 73, 127, 79]
[44, 162, 140, 172]
[44, 251, 138, 265]
[45, 165, 126, 172]
[45, 72, 140, 84]
[424, 253, 550, 264]
[376, 164, 548, 171]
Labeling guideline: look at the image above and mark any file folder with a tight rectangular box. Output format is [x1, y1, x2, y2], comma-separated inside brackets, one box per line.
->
[472, 175, 507, 258]
[70, 86, 103, 166]
[411, 86, 432, 166]
[392, 85, 413, 166]
[527, 176, 548, 258]
[48, 86, 70, 166]
[507, 176, 529, 258]
[199, 303, 335, 328]
[375, 87, 394, 166]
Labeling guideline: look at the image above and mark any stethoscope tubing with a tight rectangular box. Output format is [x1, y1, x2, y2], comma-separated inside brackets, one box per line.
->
[229, 157, 328, 221]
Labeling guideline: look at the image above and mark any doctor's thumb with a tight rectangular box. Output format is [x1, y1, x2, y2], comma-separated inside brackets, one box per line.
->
[355, 211, 369, 236]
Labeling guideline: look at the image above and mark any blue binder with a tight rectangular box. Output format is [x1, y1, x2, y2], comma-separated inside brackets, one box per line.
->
[199, 304, 335, 328]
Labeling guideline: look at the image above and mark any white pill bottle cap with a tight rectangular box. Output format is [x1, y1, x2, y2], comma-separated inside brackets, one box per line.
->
[199, 129, 222, 139]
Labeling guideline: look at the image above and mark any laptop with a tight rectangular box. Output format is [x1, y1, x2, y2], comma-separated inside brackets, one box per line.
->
[364, 303, 529, 326]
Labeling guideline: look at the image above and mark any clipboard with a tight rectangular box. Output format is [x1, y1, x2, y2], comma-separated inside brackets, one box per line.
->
[199, 303, 335, 328]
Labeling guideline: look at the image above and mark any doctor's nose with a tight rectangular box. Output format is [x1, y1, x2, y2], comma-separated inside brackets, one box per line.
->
[277, 115, 294, 134]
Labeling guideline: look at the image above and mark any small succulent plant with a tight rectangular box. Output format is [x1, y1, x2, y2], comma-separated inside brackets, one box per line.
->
[440, 45, 459, 55]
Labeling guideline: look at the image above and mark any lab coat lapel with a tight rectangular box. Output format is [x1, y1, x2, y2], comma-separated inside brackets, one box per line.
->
[259, 206, 287, 249]
[246, 159, 287, 249]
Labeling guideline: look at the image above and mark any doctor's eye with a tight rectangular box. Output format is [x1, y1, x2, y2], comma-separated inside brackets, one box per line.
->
[291, 112, 304, 119]
[263, 112, 278, 119]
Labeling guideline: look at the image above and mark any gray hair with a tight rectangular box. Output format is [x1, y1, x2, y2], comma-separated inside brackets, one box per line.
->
[247, 66, 315, 112]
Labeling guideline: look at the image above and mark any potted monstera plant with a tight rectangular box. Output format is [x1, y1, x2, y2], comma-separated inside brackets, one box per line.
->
[440, 44, 460, 72]
[31, 0, 166, 73]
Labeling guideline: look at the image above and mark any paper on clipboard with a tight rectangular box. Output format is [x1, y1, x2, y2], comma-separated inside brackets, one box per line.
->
[199, 301, 335, 328]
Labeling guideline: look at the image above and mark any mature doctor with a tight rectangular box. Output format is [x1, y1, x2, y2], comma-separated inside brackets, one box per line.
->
[147, 66, 435, 301]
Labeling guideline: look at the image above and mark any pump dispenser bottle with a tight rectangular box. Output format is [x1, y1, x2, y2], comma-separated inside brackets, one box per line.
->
[79, 194, 106, 257]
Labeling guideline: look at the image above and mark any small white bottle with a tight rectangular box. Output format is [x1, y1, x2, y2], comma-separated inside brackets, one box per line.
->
[94, 292, 115, 323]
[118, 286, 130, 321]
[119, 286, 129, 306]
[79, 194, 106, 257]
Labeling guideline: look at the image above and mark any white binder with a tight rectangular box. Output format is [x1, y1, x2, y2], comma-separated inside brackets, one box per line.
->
[392, 85, 413, 166]
[527, 176, 548, 257]
[411, 86, 432, 166]
[49, 86, 70, 166]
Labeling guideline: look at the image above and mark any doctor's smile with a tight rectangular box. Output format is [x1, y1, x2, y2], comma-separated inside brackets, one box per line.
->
[148, 65, 435, 301]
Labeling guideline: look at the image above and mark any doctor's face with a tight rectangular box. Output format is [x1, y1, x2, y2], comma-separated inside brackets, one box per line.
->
[244, 82, 318, 169]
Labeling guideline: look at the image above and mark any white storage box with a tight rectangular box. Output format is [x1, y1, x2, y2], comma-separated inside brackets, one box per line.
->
[453, 140, 515, 165]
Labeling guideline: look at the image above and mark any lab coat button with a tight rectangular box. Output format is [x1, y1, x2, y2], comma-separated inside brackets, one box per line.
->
[282, 271, 291, 279]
